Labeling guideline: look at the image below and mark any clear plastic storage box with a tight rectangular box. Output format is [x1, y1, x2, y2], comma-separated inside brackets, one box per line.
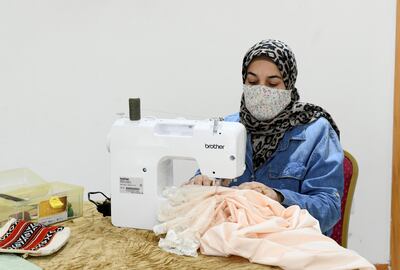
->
[0, 168, 83, 226]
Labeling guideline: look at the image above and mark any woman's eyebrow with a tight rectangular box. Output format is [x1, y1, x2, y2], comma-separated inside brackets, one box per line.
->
[247, 72, 258, 77]
[247, 72, 282, 80]
[268, 75, 282, 79]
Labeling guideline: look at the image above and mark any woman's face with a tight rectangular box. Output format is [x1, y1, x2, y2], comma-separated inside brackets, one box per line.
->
[244, 58, 286, 90]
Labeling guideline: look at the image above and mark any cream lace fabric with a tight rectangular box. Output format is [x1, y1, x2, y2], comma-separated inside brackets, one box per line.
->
[153, 186, 217, 257]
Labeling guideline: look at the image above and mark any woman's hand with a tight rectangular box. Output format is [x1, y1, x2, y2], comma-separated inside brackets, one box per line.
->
[186, 175, 214, 186]
[185, 175, 231, 186]
[238, 181, 283, 202]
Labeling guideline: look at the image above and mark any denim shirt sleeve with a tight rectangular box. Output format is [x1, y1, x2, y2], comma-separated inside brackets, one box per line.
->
[276, 122, 344, 234]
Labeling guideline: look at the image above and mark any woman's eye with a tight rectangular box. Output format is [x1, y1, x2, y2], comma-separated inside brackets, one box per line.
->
[269, 80, 282, 87]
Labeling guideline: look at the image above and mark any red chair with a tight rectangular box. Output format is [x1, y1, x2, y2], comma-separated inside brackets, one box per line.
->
[331, 150, 359, 248]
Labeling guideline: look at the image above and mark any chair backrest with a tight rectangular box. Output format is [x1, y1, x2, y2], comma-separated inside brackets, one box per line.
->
[331, 150, 359, 248]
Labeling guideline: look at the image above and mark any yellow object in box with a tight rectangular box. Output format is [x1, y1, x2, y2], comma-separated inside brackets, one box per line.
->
[0, 168, 83, 226]
[49, 196, 64, 209]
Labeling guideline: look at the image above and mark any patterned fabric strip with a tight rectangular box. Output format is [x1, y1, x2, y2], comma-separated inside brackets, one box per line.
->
[4, 222, 45, 249]
[0, 220, 64, 251]
[0, 220, 36, 248]
[24, 227, 64, 251]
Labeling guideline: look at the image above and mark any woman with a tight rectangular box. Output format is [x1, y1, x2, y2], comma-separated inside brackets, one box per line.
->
[190, 39, 344, 236]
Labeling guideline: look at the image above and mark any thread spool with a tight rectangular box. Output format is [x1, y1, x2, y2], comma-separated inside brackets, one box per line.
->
[129, 98, 141, 121]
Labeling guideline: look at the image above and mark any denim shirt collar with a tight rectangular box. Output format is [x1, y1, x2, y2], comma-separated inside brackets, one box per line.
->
[246, 125, 306, 170]
[276, 126, 306, 152]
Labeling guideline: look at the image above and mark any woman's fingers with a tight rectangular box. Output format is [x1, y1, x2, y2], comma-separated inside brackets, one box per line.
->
[221, 179, 231, 187]
[187, 178, 282, 202]
[202, 177, 213, 186]
[187, 176, 232, 187]
[238, 182, 251, 189]
[238, 182, 264, 190]
[237, 182, 280, 201]
[189, 175, 214, 186]
[192, 175, 203, 185]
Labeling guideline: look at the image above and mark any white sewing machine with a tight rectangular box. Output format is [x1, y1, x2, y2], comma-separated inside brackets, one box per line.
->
[107, 110, 246, 230]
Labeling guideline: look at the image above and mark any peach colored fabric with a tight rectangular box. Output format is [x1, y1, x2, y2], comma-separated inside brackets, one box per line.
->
[154, 185, 374, 270]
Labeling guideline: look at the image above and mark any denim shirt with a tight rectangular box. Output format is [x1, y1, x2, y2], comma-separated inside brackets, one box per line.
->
[196, 113, 344, 236]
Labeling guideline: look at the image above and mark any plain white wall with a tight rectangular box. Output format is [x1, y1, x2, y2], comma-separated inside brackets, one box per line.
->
[0, 0, 396, 263]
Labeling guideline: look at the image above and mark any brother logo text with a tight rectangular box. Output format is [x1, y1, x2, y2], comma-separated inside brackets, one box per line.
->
[205, 144, 225, 149]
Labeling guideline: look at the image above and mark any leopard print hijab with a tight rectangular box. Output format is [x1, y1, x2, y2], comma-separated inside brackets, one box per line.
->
[240, 39, 340, 171]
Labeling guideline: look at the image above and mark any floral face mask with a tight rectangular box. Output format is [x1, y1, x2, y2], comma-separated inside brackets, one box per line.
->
[243, 84, 292, 121]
